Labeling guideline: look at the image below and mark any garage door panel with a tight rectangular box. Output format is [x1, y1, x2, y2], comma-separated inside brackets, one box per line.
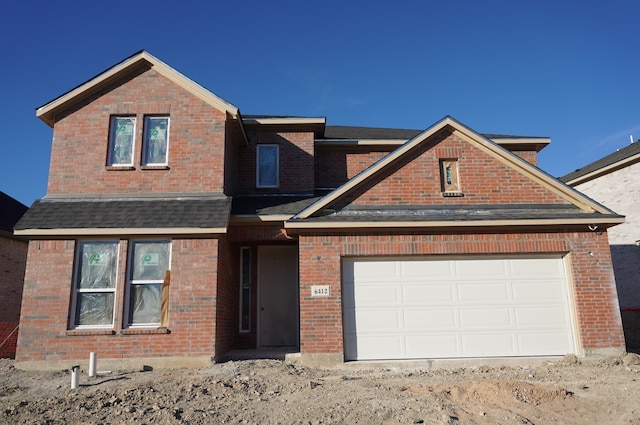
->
[402, 283, 454, 304]
[517, 331, 574, 354]
[406, 335, 460, 357]
[354, 309, 401, 331]
[514, 307, 570, 327]
[460, 308, 512, 328]
[462, 333, 516, 356]
[404, 309, 457, 330]
[346, 261, 397, 282]
[510, 258, 565, 278]
[455, 259, 508, 278]
[353, 285, 399, 305]
[457, 282, 510, 302]
[512, 281, 566, 302]
[353, 335, 403, 359]
[343, 256, 575, 361]
[401, 260, 453, 278]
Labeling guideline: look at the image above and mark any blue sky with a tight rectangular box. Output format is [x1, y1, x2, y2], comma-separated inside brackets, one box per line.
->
[1, 0, 639, 206]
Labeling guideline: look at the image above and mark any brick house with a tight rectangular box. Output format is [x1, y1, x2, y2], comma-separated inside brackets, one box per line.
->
[0, 191, 28, 358]
[14, 51, 626, 369]
[561, 141, 640, 351]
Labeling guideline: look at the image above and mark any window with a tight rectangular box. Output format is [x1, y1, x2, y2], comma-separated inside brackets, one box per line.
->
[256, 144, 279, 188]
[108, 117, 135, 166]
[127, 241, 171, 326]
[239, 247, 251, 332]
[142, 116, 169, 166]
[440, 158, 461, 194]
[71, 241, 119, 328]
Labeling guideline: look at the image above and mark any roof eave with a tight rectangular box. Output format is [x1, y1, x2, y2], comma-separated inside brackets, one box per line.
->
[14, 227, 228, 237]
[284, 216, 625, 230]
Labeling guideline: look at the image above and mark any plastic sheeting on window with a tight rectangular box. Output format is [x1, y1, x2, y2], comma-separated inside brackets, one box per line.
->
[129, 283, 162, 324]
[74, 242, 118, 326]
[131, 242, 170, 281]
[76, 292, 115, 326]
[143, 117, 168, 165]
[79, 242, 118, 289]
[129, 241, 170, 325]
[109, 117, 135, 165]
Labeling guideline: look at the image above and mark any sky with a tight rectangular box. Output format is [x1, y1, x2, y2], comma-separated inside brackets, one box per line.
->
[1, 0, 639, 206]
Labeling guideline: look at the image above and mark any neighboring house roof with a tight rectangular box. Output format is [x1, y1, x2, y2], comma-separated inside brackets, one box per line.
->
[560, 141, 640, 185]
[0, 192, 28, 237]
[14, 197, 231, 236]
[36, 50, 247, 144]
[287, 116, 623, 229]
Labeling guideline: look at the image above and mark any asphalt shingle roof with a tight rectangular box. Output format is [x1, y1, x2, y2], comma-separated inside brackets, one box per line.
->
[560, 141, 640, 183]
[15, 198, 231, 230]
[231, 195, 320, 215]
[294, 204, 622, 223]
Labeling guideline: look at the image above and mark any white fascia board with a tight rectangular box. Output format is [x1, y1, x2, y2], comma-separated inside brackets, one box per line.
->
[242, 117, 326, 125]
[314, 139, 406, 147]
[284, 216, 625, 230]
[230, 214, 292, 223]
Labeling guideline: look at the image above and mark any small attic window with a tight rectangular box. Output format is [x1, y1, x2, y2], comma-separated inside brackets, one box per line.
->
[440, 159, 462, 196]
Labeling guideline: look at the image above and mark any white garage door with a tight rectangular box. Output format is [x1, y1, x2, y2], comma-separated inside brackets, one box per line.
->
[342, 256, 576, 361]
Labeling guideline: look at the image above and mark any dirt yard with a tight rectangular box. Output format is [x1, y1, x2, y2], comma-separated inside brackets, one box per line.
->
[1, 353, 640, 424]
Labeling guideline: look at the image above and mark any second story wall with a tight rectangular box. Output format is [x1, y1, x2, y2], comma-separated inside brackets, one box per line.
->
[236, 128, 315, 194]
[47, 66, 228, 197]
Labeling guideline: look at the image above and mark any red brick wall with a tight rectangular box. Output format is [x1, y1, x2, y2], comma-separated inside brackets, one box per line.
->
[0, 236, 28, 358]
[47, 66, 228, 196]
[214, 235, 237, 359]
[237, 129, 315, 193]
[341, 133, 566, 206]
[315, 145, 538, 191]
[315, 148, 390, 189]
[16, 238, 220, 363]
[298, 230, 625, 356]
[512, 150, 538, 166]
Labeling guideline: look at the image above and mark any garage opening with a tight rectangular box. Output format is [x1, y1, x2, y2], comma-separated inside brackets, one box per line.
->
[342, 256, 577, 361]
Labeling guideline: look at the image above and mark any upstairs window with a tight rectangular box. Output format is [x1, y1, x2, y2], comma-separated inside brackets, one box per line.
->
[142, 116, 170, 166]
[71, 241, 119, 328]
[108, 117, 135, 166]
[256, 144, 279, 188]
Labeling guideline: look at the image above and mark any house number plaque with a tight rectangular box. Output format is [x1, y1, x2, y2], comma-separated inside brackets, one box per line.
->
[311, 285, 330, 297]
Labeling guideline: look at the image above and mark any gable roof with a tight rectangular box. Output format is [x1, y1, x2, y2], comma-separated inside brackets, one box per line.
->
[0, 192, 28, 236]
[288, 116, 621, 228]
[560, 141, 640, 186]
[36, 50, 242, 128]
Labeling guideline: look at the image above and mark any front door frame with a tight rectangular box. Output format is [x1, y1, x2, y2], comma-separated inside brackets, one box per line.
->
[257, 244, 300, 348]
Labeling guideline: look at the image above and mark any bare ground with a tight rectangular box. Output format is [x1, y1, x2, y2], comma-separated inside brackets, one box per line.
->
[1, 353, 640, 425]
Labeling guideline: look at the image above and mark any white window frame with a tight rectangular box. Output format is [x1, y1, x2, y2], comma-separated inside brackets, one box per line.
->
[70, 241, 119, 329]
[256, 144, 279, 188]
[125, 240, 172, 327]
[239, 247, 251, 333]
[108, 116, 136, 167]
[142, 116, 170, 166]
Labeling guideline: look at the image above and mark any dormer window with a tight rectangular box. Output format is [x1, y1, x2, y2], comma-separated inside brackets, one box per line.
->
[256, 144, 279, 188]
[142, 116, 169, 166]
[108, 116, 135, 166]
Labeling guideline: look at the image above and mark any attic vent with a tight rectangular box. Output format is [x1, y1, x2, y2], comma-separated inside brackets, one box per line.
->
[440, 159, 461, 195]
